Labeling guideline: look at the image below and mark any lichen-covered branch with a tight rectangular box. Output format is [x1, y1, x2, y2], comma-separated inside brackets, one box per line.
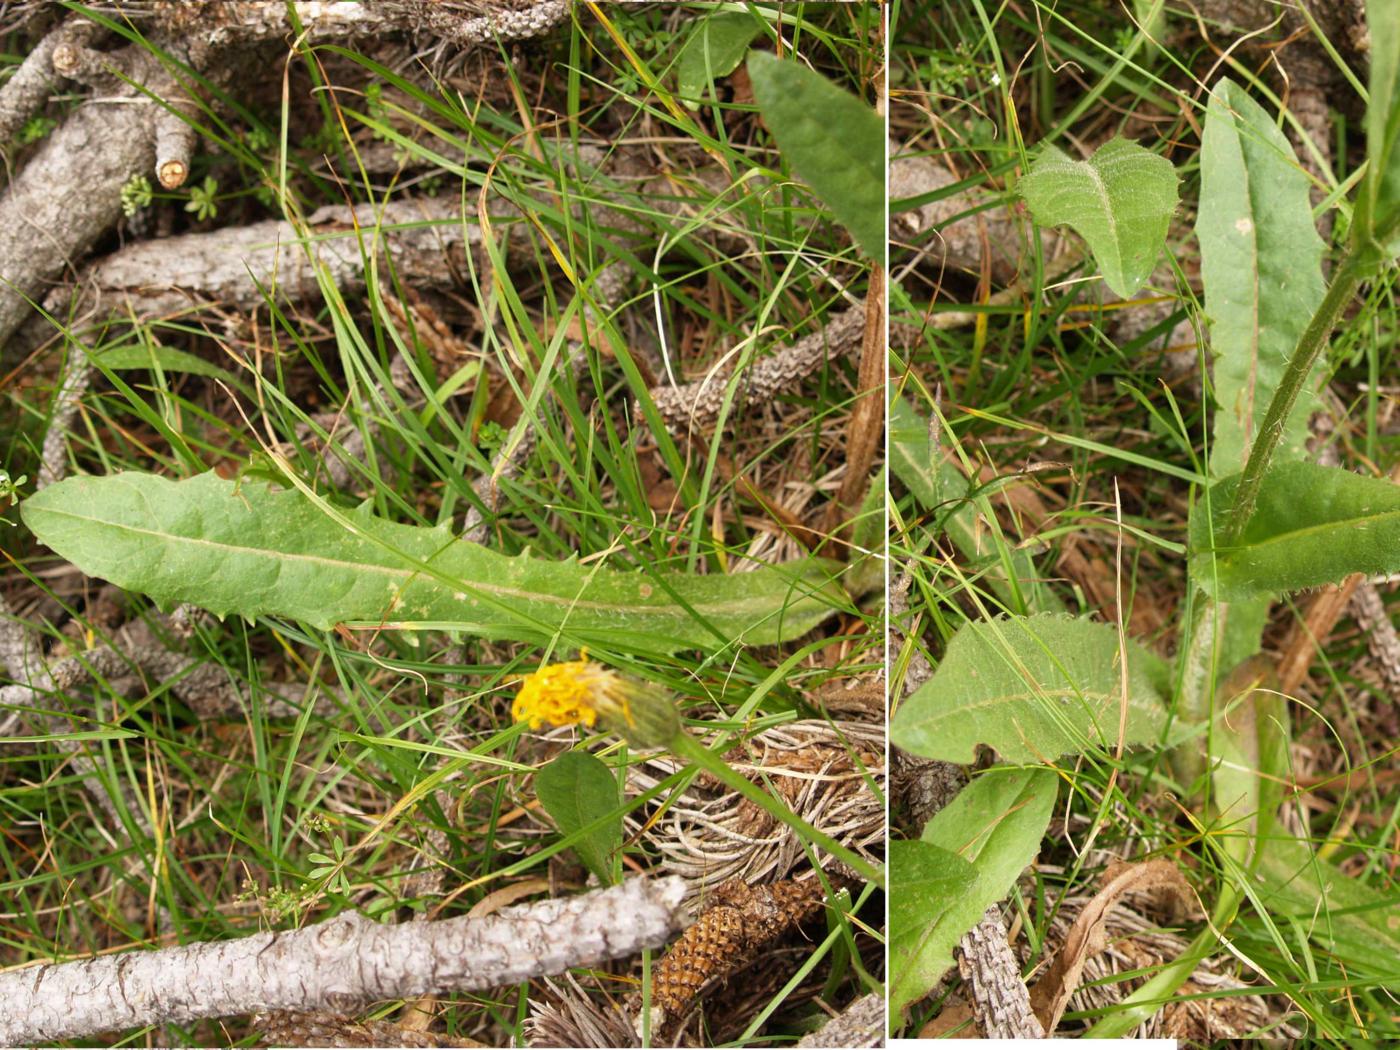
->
[0, 876, 688, 1043]
[0, 1, 568, 353]
[956, 906, 1045, 1039]
[796, 991, 885, 1048]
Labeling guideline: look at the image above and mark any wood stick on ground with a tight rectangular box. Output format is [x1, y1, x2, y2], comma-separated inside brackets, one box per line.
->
[0, 1, 567, 353]
[0, 16, 70, 143]
[0, 93, 156, 348]
[67, 196, 492, 322]
[0, 876, 688, 1044]
[826, 266, 886, 542]
[795, 991, 885, 1048]
[643, 304, 865, 434]
[153, 98, 197, 189]
[957, 905, 1046, 1039]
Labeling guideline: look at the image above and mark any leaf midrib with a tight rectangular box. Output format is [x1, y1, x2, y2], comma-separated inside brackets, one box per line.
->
[33, 504, 821, 619]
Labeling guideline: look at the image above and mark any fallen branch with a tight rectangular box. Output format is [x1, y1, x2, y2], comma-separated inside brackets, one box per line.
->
[645, 303, 865, 434]
[956, 906, 1044, 1039]
[0, 16, 69, 143]
[0, 97, 156, 348]
[795, 991, 884, 1048]
[0, 1, 567, 352]
[0, 875, 688, 1044]
[71, 196, 492, 321]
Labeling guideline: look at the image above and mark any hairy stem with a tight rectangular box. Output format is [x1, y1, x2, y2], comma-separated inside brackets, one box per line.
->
[1219, 255, 1364, 547]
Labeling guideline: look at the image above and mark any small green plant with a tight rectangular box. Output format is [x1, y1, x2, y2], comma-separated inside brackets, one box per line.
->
[245, 123, 273, 153]
[890, 0, 1400, 1030]
[184, 174, 219, 221]
[235, 878, 307, 924]
[306, 835, 352, 896]
[120, 174, 153, 217]
[16, 115, 56, 145]
[0, 470, 24, 522]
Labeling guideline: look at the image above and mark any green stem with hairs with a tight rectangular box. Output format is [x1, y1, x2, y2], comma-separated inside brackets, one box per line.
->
[667, 729, 884, 886]
[1217, 255, 1365, 549]
[1220, 207, 1400, 548]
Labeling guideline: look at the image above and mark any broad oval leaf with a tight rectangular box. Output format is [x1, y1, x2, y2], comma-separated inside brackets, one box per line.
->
[746, 50, 884, 259]
[674, 12, 763, 110]
[888, 840, 977, 948]
[888, 838, 977, 1013]
[1020, 137, 1179, 298]
[21, 471, 846, 655]
[890, 767, 1058, 1015]
[1198, 79, 1326, 478]
[1190, 462, 1400, 601]
[890, 614, 1172, 765]
[535, 750, 622, 884]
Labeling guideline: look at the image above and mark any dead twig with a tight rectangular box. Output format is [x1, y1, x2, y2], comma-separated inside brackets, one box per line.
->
[956, 905, 1045, 1039]
[795, 991, 884, 1048]
[825, 266, 885, 542]
[644, 304, 865, 434]
[0, 876, 688, 1044]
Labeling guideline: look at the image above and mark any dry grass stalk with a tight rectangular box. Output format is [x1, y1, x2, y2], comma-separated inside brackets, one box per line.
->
[623, 720, 884, 897]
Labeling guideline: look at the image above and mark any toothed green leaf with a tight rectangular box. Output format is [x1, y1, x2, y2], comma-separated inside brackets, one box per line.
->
[21, 471, 845, 656]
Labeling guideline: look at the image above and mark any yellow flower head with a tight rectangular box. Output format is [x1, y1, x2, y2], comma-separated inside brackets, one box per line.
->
[512, 650, 680, 748]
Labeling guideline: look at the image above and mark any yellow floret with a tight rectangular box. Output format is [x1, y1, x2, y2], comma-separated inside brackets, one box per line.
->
[511, 650, 629, 731]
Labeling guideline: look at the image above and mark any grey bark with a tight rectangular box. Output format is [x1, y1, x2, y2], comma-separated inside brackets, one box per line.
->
[0, 1, 568, 353]
[0, 17, 68, 143]
[644, 304, 865, 434]
[37, 354, 89, 486]
[795, 991, 885, 1048]
[956, 906, 1046, 1039]
[0, 875, 688, 1043]
[166, 0, 571, 48]
[0, 98, 155, 348]
[70, 196, 493, 320]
